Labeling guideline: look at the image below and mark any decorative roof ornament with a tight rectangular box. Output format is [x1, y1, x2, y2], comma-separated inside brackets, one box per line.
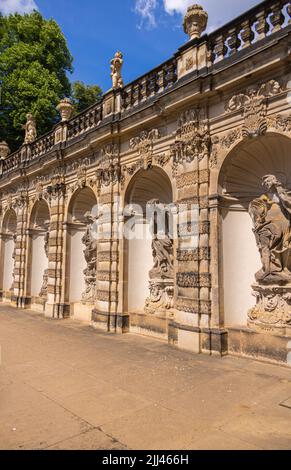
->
[110, 51, 124, 90]
[0, 141, 10, 160]
[23, 113, 37, 144]
[57, 98, 74, 122]
[183, 4, 208, 41]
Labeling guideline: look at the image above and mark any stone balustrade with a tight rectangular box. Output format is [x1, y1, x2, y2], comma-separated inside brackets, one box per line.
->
[121, 59, 177, 112]
[0, 149, 22, 176]
[0, 0, 290, 177]
[30, 131, 55, 160]
[209, 0, 290, 63]
[67, 101, 103, 141]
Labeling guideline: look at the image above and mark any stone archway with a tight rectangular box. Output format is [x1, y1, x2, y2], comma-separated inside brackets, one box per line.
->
[66, 187, 97, 321]
[27, 199, 50, 311]
[218, 133, 291, 328]
[0, 209, 17, 302]
[124, 166, 174, 339]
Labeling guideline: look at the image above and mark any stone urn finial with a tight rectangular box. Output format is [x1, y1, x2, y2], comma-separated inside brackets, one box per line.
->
[0, 141, 10, 160]
[57, 98, 74, 122]
[183, 4, 208, 40]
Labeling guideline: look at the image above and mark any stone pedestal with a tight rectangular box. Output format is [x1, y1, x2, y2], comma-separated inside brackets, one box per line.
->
[31, 296, 46, 313]
[248, 284, 291, 335]
[71, 302, 95, 323]
[144, 279, 174, 317]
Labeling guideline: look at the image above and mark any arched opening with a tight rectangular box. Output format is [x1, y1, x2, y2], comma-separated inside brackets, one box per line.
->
[124, 167, 174, 338]
[218, 133, 291, 327]
[66, 187, 97, 321]
[27, 200, 50, 311]
[1, 209, 17, 302]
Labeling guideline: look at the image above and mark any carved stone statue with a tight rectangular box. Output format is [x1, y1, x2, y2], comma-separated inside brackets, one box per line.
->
[23, 114, 37, 144]
[39, 230, 49, 299]
[248, 175, 291, 331]
[110, 51, 124, 89]
[249, 175, 291, 284]
[149, 235, 174, 280]
[145, 200, 174, 316]
[82, 212, 97, 302]
[10, 234, 17, 292]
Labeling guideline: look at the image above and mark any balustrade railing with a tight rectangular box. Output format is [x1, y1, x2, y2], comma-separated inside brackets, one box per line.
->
[121, 59, 177, 112]
[1, 149, 22, 176]
[208, 0, 290, 64]
[1, 0, 290, 178]
[67, 101, 103, 141]
[30, 131, 55, 160]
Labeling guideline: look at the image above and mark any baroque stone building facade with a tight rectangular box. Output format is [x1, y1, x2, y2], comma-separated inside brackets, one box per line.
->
[1, 1, 291, 365]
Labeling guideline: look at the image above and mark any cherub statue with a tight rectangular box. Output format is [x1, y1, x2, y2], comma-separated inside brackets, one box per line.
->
[23, 114, 37, 144]
[110, 51, 124, 89]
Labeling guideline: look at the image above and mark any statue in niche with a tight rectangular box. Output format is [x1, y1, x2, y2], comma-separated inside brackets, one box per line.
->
[82, 212, 98, 302]
[110, 51, 124, 90]
[249, 175, 291, 285]
[23, 114, 37, 144]
[145, 199, 174, 315]
[39, 229, 49, 299]
[148, 200, 174, 280]
[10, 233, 17, 292]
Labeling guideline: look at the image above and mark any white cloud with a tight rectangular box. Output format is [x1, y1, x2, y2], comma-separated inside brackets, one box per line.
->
[0, 0, 38, 16]
[135, 0, 259, 32]
[134, 0, 158, 28]
[163, 0, 192, 15]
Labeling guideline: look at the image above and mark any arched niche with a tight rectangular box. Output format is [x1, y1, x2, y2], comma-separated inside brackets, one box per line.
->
[66, 187, 97, 312]
[28, 200, 50, 307]
[218, 133, 291, 327]
[124, 167, 173, 315]
[1, 209, 17, 298]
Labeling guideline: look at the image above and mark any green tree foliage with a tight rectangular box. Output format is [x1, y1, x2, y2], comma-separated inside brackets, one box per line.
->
[0, 11, 73, 151]
[71, 81, 102, 114]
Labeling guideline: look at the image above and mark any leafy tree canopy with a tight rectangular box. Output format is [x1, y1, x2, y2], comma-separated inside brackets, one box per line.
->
[71, 81, 102, 114]
[0, 11, 103, 153]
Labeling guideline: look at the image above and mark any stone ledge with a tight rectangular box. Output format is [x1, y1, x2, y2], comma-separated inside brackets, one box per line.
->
[228, 326, 291, 366]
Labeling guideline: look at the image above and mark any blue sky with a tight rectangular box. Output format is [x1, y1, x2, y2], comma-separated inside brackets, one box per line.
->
[1, 0, 259, 91]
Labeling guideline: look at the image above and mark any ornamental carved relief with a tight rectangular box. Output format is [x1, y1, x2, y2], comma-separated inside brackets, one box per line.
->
[249, 285, 291, 329]
[171, 108, 210, 173]
[46, 168, 66, 200]
[267, 114, 291, 134]
[176, 247, 210, 262]
[177, 272, 211, 288]
[226, 80, 281, 138]
[96, 144, 120, 191]
[210, 128, 242, 169]
[13, 185, 29, 209]
[130, 129, 160, 170]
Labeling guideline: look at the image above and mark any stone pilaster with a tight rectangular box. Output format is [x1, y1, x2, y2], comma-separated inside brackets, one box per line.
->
[92, 143, 127, 332]
[13, 193, 30, 308]
[45, 180, 67, 318]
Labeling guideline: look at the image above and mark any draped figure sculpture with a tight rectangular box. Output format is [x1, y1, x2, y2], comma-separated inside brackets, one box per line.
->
[249, 175, 291, 285]
[145, 199, 174, 315]
[82, 212, 98, 302]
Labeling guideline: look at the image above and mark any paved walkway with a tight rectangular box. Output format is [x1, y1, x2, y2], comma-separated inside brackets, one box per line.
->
[0, 305, 291, 450]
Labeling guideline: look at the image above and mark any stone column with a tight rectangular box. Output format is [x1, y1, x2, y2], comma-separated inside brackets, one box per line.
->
[45, 178, 67, 318]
